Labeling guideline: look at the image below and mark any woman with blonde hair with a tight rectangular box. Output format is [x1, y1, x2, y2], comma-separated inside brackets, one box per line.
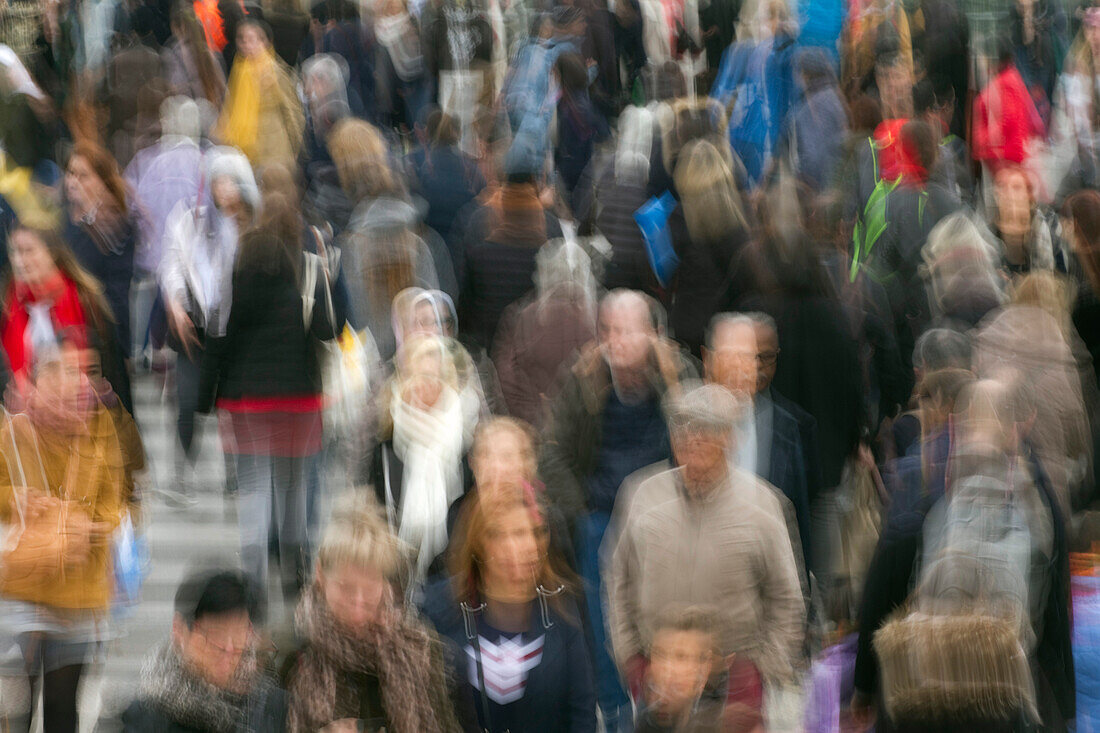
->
[667, 139, 750, 357]
[283, 491, 466, 732]
[421, 489, 596, 733]
[329, 118, 457, 360]
[368, 334, 479, 581]
[327, 118, 402, 204]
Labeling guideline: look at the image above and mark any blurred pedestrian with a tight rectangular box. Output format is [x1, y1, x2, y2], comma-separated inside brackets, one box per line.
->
[159, 147, 257, 506]
[216, 18, 304, 169]
[2, 225, 133, 415]
[422, 489, 597, 733]
[63, 142, 139, 368]
[282, 492, 466, 732]
[0, 340, 126, 733]
[199, 185, 342, 599]
[121, 569, 287, 732]
[606, 382, 804, 693]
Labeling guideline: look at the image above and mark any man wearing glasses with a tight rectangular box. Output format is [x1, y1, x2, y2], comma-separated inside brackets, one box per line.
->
[704, 313, 814, 574]
[122, 569, 287, 732]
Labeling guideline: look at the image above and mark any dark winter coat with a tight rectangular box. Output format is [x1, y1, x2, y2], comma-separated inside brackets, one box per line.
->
[853, 434, 1075, 729]
[420, 579, 598, 733]
[198, 250, 342, 411]
[457, 205, 561, 352]
[539, 339, 698, 522]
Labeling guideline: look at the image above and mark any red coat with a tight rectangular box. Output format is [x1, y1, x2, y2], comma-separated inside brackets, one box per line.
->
[972, 66, 1045, 171]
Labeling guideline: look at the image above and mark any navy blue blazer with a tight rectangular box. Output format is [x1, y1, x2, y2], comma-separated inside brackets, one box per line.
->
[761, 399, 812, 569]
[770, 387, 823, 504]
[420, 579, 598, 733]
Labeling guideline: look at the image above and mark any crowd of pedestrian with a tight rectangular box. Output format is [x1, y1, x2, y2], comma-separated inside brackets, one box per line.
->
[0, 0, 1098, 730]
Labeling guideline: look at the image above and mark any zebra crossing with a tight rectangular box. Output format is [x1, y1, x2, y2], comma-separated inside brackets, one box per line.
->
[85, 370, 320, 730]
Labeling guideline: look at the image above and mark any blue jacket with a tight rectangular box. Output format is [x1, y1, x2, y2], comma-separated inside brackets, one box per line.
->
[782, 80, 848, 191]
[420, 579, 598, 733]
[710, 33, 797, 172]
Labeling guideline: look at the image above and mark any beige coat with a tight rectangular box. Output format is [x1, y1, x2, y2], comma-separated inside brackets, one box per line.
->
[606, 466, 804, 684]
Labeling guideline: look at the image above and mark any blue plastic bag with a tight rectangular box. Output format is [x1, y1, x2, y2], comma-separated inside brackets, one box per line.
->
[113, 513, 149, 611]
[634, 191, 679, 289]
[1074, 575, 1100, 731]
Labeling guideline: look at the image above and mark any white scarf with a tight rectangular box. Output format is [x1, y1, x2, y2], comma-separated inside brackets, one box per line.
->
[376, 13, 424, 82]
[391, 384, 468, 578]
[25, 302, 57, 359]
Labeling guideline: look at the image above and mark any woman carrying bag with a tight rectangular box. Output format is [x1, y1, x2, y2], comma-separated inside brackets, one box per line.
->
[199, 181, 343, 602]
[0, 339, 126, 733]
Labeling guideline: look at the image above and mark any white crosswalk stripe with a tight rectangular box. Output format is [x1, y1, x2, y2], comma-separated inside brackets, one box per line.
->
[83, 372, 299, 731]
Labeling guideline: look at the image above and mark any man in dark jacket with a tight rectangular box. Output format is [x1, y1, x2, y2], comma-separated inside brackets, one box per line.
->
[540, 288, 697, 731]
[121, 569, 288, 733]
[749, 314, 822, 511]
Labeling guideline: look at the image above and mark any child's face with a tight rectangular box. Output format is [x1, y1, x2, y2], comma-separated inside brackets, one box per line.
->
[647, 629, 713, 715]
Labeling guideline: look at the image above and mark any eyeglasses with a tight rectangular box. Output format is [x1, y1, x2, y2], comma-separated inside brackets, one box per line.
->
[756, 350, 780, 366]
[194, 625, 255, 656]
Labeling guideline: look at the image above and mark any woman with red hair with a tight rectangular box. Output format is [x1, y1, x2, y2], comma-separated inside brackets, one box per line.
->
[62, 143, 138, 371]
[420, 489, 596, 733]
[988, 165, 1062, 277]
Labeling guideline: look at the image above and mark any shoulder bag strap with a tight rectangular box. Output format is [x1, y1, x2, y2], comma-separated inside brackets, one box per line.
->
[301, 252, 319, 332]
[5, 410, 28, 533]
[312, 227, 339, 336]
[381, 443, 397, 531]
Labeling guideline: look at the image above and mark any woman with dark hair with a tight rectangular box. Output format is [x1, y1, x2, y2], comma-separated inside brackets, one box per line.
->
[63, 142, 139, 363]
[199, 182, 343, 600]
[421, 490, 597, 733]
[2, 225, 133, 414]
[988, 164, 1062, 276]
[163, 4, 227, 105]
